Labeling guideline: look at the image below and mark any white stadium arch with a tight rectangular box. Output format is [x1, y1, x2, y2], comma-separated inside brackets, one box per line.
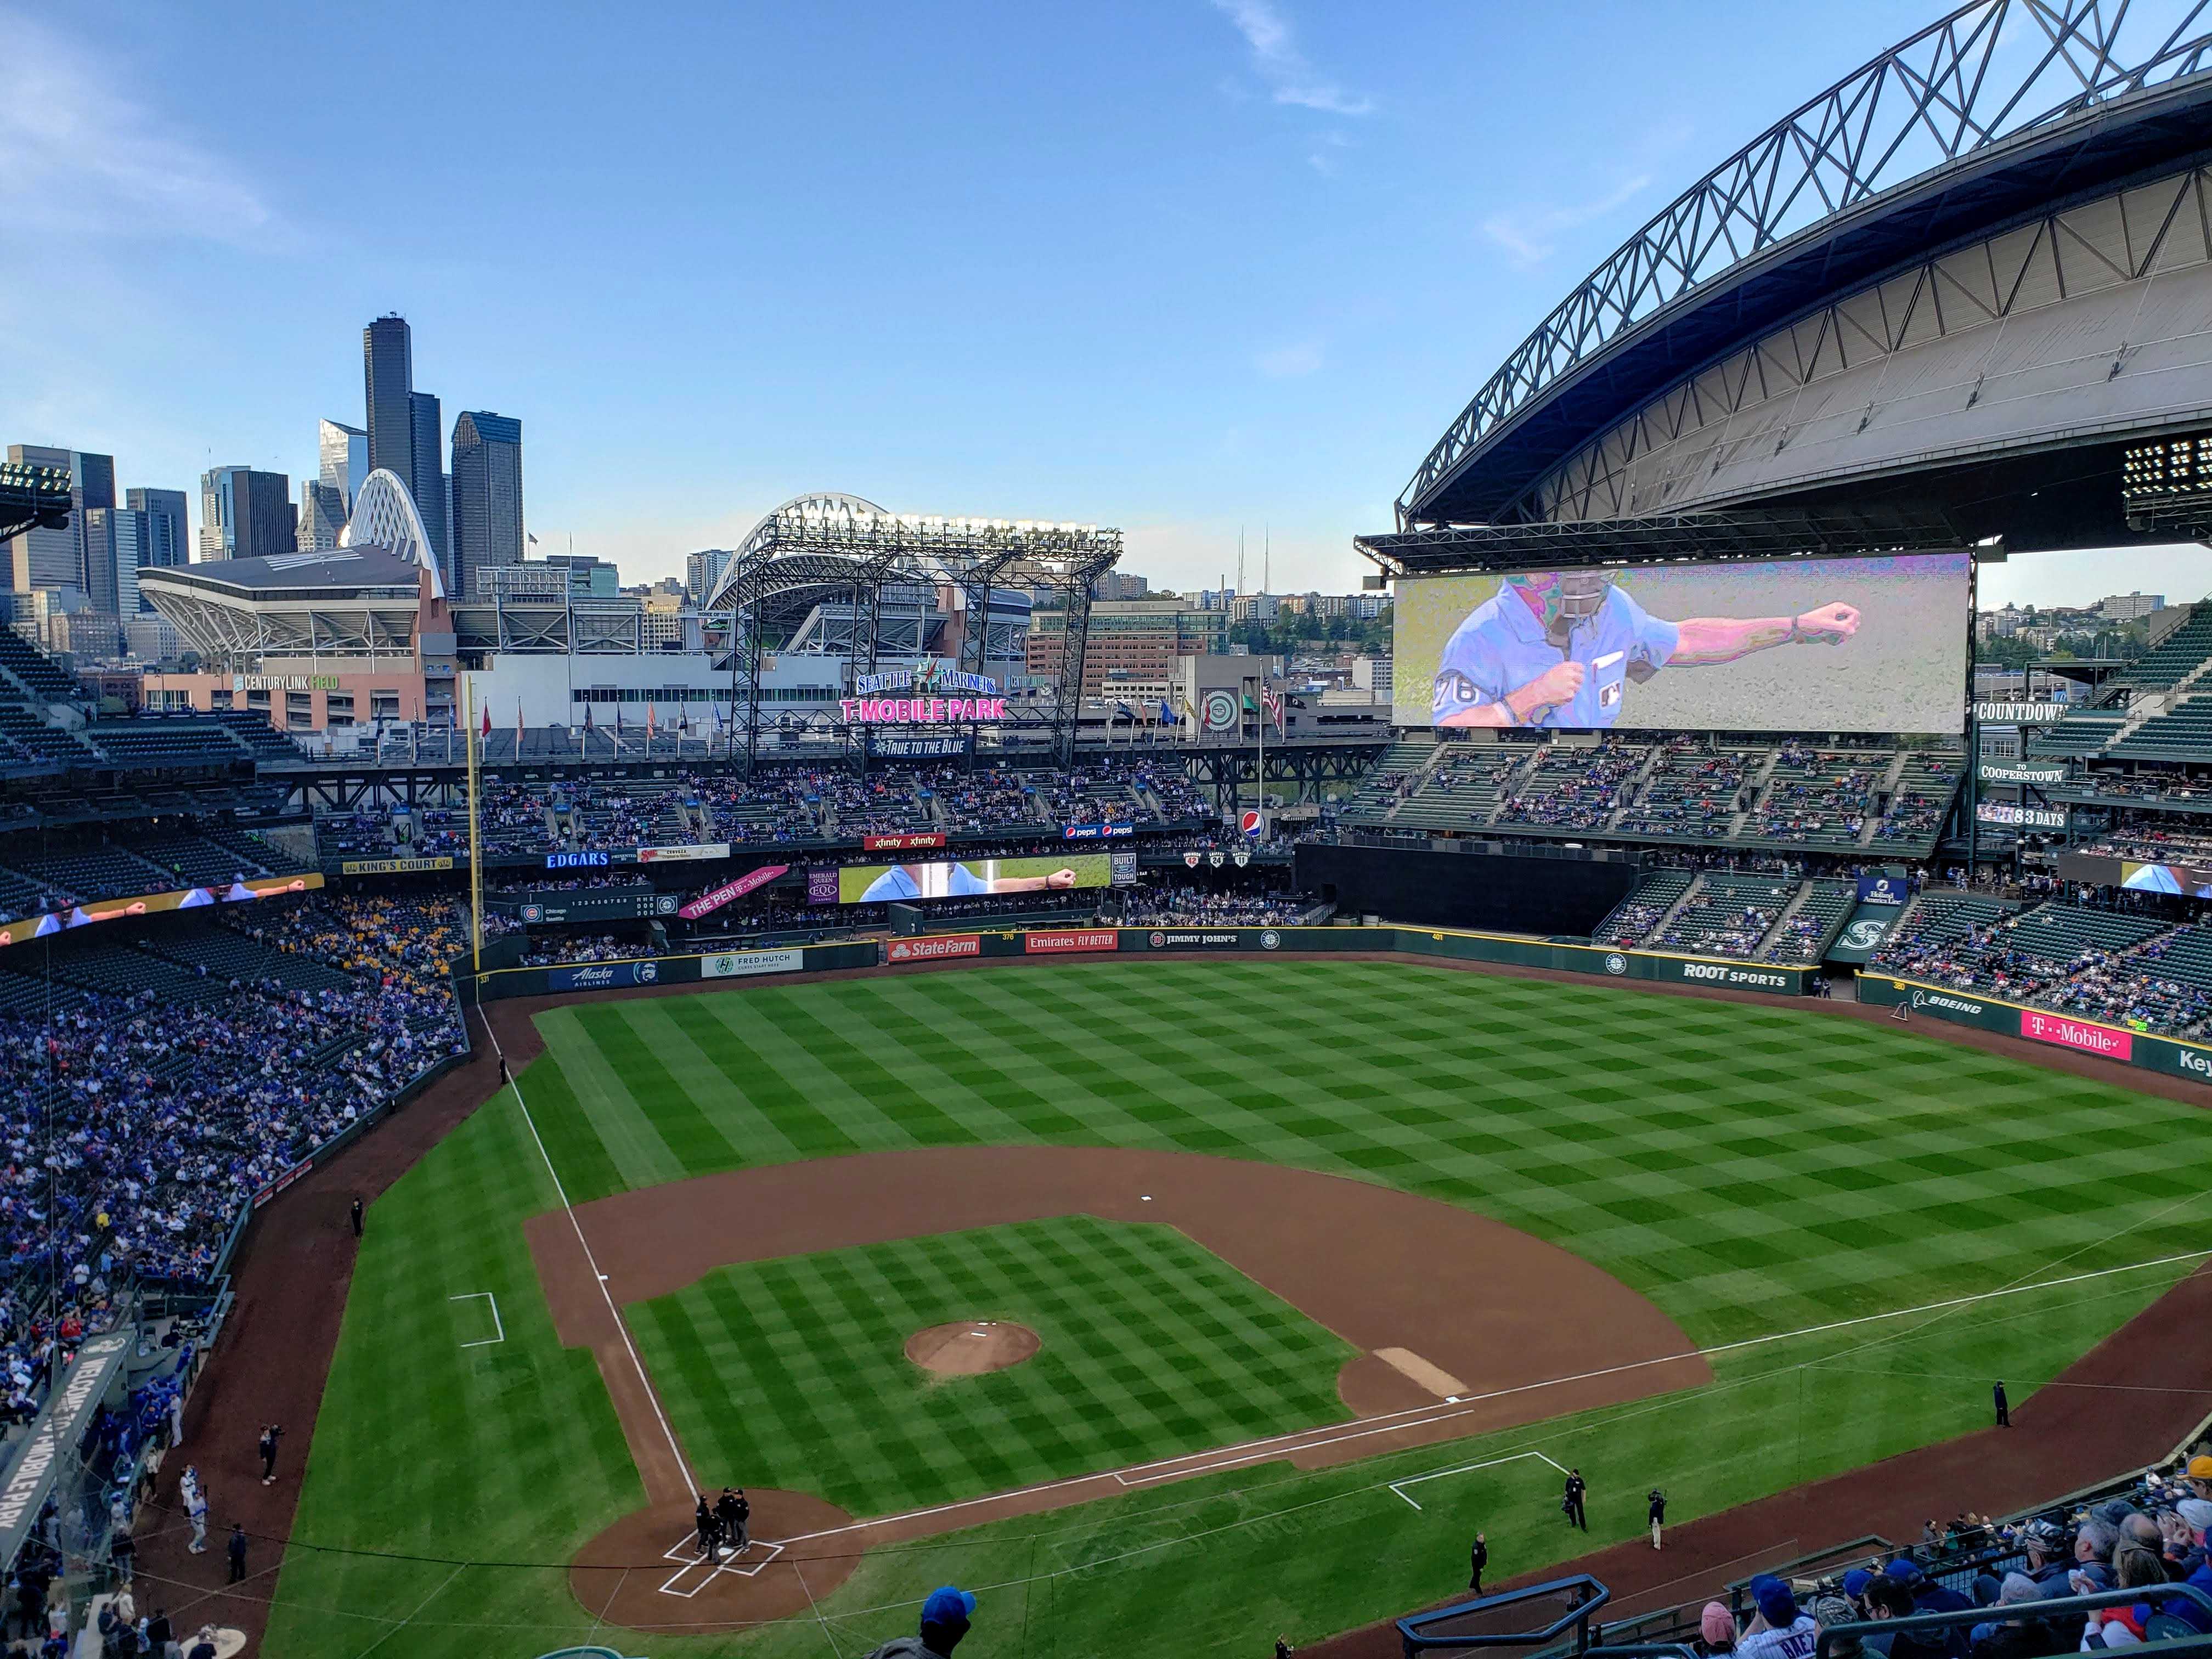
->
[341, 469, 444, 599]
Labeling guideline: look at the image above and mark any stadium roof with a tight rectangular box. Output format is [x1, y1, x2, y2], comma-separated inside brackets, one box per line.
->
[1401, 1, 2212, 526]
[1356, 505, 1974, 576]
[141, 546, 430, 596]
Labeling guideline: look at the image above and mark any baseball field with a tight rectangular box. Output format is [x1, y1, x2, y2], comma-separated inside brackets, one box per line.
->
[246, 958, 2212, 1659]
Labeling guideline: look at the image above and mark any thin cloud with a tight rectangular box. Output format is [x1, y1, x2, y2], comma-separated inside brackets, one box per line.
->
[1212, 0, 1373, 117]
[1480, 175, 1650, 268]
[0, 9, 278, 246]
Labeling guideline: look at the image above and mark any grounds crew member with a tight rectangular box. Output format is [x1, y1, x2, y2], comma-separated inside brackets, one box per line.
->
[862, 1585, 975, 1659]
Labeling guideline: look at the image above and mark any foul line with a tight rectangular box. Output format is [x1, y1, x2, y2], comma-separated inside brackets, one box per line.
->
[481, 1018, 697, 1494]
[757, 1243, 2212, 1548]
[450, 1291, 504, 1348]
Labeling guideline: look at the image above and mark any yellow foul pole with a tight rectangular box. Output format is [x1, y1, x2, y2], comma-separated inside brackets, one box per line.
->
[465, 674, 483, 976]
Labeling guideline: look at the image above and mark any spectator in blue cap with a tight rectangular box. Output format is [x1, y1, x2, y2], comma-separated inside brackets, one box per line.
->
[1736, 1575, 1818, 1659]
[861, 1585, 975, 1659]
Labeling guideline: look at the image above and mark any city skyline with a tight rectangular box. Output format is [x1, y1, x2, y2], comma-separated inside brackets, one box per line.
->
[4, 1, 2204, 611]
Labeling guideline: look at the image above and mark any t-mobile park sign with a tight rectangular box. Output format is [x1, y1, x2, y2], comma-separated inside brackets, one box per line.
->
[841, 663, 1005, 724]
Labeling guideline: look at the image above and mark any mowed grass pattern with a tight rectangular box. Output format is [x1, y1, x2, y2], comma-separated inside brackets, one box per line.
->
[263, 960, 2212, 1659]
[630, 1218, 1357, 1513]
[530, 960, 2212, 1347]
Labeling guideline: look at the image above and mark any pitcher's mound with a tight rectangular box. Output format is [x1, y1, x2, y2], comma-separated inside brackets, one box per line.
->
[905, 1321, 1040, 1376]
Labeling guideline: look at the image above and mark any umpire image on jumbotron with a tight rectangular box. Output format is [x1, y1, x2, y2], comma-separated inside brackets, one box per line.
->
[1431, 568, 1861, 729]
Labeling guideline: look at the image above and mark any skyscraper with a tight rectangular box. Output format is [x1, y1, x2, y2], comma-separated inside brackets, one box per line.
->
[4, 443, 114, 597]
[199, 466, 296, 561]
[126, 487, 188, 575]
[298, 479, 348, 550]
[449, 410, 523, 595]
[687, 549, 733, 605]
[360, 315, 449, 575]
[319, 419, 368, 512]
[90, 506, 159, 616]
[363, 317, 414, 482]
[407, 390, 448, 575]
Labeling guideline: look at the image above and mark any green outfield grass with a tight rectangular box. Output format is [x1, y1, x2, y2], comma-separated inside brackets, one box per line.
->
[629, 1217, 1357, 1513]
[263, 960, 2212, 1659]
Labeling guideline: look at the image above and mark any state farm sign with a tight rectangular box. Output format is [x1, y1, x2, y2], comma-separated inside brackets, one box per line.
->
[888, 934, 981, 963]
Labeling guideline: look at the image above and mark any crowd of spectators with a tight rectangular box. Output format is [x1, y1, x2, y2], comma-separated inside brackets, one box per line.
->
[1497, 750, 1645, 831]
[1120, 887, 1314, 926]
[0, 894, 467, 1332]
[1687, 1460, 2212, 1659]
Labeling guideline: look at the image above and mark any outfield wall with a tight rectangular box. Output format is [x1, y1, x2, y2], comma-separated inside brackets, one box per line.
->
[1854, 975, 2212, 1086]
[465, 928, 1816, 1000]
[1295, 842, 1640, 936]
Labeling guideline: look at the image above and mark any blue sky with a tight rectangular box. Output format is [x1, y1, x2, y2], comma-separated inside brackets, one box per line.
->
[2, 0, 2203, 605]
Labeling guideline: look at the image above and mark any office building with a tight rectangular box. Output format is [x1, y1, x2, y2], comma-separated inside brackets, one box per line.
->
[408, 389, 447, 574]
[686, 549, 732, 605]
[362, 315, 447, 571]
[5, 443, 114, 596]
[449, 410, 523, 594]
[319, 419, 368, 511]
[1091, 571, 1150, 601]
[125, 488, 188, 580]
[363, 317, 414, 482]
[1026, 598, 1227, 697]
[199, 466, 295, 561]
[86, 505, 166, 617]
[298, 479, 348, 550]
[2100, 591, 2166, 623]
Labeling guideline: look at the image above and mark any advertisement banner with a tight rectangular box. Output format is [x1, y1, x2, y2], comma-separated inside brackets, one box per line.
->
[545, 850, 611, 871]
[888, 934, 983, 963]
[1023, 929, 1118, 954]
[1110, 848, 1137, 887]
[1394, 551, 1969, 732]
[807, 868, 839, 904]
[836, 851, 1111, 904]
[1971, 702, 2069, 723]
[2019, 1008, 2134, 1059]
[251, 1159, 313, 1207]
[1143, 929, 1243, 949]
[1062, 823, 1135, 840]
[678, 864, 789, 920]
[866, 734, 967, 759]
[1977, 761, 2068, 784]
[340, 856, 451, 876]
[546, 960, 665, 992]
[1974, 801, 2067, 830]
[864, 833, 946, 852]
[1826, 904, 1904, 964]
[701, 947, 806, 979]
[0, 872, 324, 951]
[1856, 874, 1910, 906]
[638, 843, 731, 864]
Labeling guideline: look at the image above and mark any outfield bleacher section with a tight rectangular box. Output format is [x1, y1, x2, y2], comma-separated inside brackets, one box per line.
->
[1653, 872, 1798, 957]
[1758, 878, 1856, 963]
[1593, 869, 1694, 948]
[1345, 738, 1962, 856]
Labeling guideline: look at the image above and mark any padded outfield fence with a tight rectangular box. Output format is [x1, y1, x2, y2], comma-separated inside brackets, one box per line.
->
[1858, 974, 2212, 1089]
[458, 926, 1821, 1002]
